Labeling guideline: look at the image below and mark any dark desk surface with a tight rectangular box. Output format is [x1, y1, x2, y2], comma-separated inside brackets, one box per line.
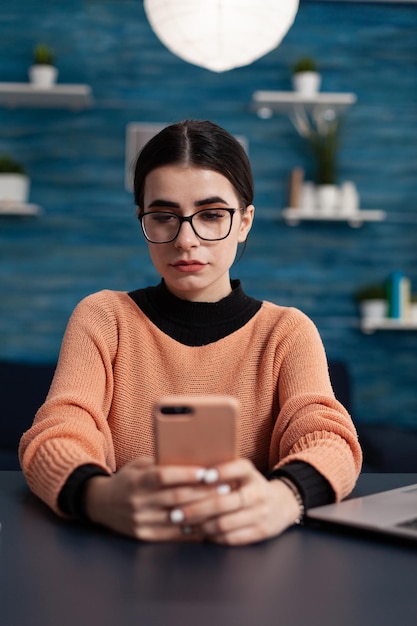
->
[1, 472, 416, 626]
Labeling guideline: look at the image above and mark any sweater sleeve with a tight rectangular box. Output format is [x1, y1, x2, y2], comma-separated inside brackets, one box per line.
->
[58, 464, 109, 520]
[268, 309, 362, 502]
[19, 293, 118, 515]
[268, 461, 335, 509]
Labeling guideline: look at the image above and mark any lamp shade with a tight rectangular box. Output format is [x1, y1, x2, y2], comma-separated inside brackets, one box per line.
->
[143, 0, 299, 72]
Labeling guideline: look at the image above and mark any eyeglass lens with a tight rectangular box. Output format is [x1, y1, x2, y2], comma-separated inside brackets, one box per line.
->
[140, 208, 235, 243]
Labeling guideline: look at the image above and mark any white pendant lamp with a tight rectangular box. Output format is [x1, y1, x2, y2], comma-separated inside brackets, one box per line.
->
[143, 0, 299, 73]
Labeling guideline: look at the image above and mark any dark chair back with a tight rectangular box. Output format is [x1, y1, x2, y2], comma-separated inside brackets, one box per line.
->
[0, 360, 55, 469]
[328, 360, 351, 414]
[327, 360, 417, 472]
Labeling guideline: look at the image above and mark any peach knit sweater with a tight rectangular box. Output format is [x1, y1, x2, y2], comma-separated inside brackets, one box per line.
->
[20, 289, 362, 514]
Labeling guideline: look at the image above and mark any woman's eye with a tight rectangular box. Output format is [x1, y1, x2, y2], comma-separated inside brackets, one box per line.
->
[200, 210, 226, 220]
[152, 213, 176, 223]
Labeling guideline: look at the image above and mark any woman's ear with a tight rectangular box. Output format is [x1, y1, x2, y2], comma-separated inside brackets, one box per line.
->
[238, 205, 255, 243]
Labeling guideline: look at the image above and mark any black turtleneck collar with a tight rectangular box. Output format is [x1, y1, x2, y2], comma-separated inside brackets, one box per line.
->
[128, 280, 262, 346]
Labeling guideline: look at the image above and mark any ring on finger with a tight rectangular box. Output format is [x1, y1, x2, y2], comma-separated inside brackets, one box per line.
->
[182, 525, 193, 536]
[169, 508, 185, 524]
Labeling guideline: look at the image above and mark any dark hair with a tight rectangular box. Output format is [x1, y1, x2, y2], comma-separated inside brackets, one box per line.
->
[133, 120, 254, 210]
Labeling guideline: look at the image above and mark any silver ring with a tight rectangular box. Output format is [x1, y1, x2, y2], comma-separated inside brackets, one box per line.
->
[169, 508, 185, 524]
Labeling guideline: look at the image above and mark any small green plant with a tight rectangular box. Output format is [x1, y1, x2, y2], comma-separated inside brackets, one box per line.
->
[33, 44, 55, 66]
[308, 121, 339, 185]
[292, 57, 318, 74]
[354, 284, 387, 302]
[0, 154, 26, 175]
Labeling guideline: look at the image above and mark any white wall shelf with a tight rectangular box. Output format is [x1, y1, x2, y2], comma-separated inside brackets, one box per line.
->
[282, 208, 386, 228]
[0, 82, 93, 215]
[252, 90, 357, 119]
[361, 319, 417, 334]
[0, 82, 93, 109]
[0, 201, 42, 216]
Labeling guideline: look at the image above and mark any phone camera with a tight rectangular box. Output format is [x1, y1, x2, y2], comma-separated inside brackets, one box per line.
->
[161, 406, 193, 415]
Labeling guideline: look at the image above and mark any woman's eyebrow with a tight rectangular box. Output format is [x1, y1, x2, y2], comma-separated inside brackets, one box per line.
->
[195, 196, 229, 206]
[148, 199, 180, 208]
[148, 196, 229, 209]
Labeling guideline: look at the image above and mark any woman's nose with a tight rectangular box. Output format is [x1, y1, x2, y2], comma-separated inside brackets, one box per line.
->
[174, 220, 200, 248]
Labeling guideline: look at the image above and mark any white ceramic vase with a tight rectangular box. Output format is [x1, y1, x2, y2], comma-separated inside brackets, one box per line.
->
[339, 181, 359, 215]
[299, 182, 317, 215]
[29, 64, 58, 88]
[316, 184, 339, 215]
[292, 72, 321, 96]
[0, 173, 30, 206]
[360, 299, 387, 322]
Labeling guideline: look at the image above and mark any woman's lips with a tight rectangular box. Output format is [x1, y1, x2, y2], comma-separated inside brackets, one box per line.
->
[171, 260, 206, 273]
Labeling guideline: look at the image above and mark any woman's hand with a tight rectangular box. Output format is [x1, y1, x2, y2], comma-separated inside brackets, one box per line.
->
[84, 457, 220, 541]
[170, 459, 303, 546]
[84, 457, 302, 545]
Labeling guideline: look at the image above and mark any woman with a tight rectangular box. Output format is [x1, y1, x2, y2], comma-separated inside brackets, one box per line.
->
[20, 120, 362, 545]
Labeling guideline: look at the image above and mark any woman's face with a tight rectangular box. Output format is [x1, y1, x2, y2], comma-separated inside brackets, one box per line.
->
[140, 165, 254, 302]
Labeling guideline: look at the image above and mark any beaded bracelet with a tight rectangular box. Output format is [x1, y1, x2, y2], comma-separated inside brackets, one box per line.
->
[278, 476, 305, 525]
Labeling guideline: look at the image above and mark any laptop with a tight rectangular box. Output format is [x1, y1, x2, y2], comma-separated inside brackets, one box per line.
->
[307, 482, 417, 542]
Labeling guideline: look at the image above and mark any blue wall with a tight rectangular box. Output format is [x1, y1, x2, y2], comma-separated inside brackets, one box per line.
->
[1, 0, 416, 430]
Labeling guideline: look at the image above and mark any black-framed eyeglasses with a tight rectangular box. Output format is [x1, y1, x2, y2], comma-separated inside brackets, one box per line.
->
[138, 208, 239, 244]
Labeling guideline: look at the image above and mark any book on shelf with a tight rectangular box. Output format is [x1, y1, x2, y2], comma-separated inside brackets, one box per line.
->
[288, 167, 304, 209]
[387, 271, 411, 320]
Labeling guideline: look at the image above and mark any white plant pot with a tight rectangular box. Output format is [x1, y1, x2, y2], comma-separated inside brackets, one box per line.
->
[29, 64, 58, 88]
[360, 299, 387, 322]
[299, 182, 317, 215]
[0, 173, 30, 205]
[316, 184, 339, 215]
[339, 181, 359, 216]
[292, 71, 321, 96]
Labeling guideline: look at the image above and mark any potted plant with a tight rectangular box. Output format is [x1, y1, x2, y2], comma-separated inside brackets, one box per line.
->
[307, 115, 340, 213]
[0, 154, 30, 208]
[29, 44, 58, 88]
[354, 284, 388, 322]
[291, 56, 321, 96]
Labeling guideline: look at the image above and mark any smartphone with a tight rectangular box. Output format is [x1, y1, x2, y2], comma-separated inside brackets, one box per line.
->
[154, 395, 238, 467]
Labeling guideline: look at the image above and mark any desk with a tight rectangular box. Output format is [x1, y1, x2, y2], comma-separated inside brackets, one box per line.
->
[1, 472, 416, 626]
